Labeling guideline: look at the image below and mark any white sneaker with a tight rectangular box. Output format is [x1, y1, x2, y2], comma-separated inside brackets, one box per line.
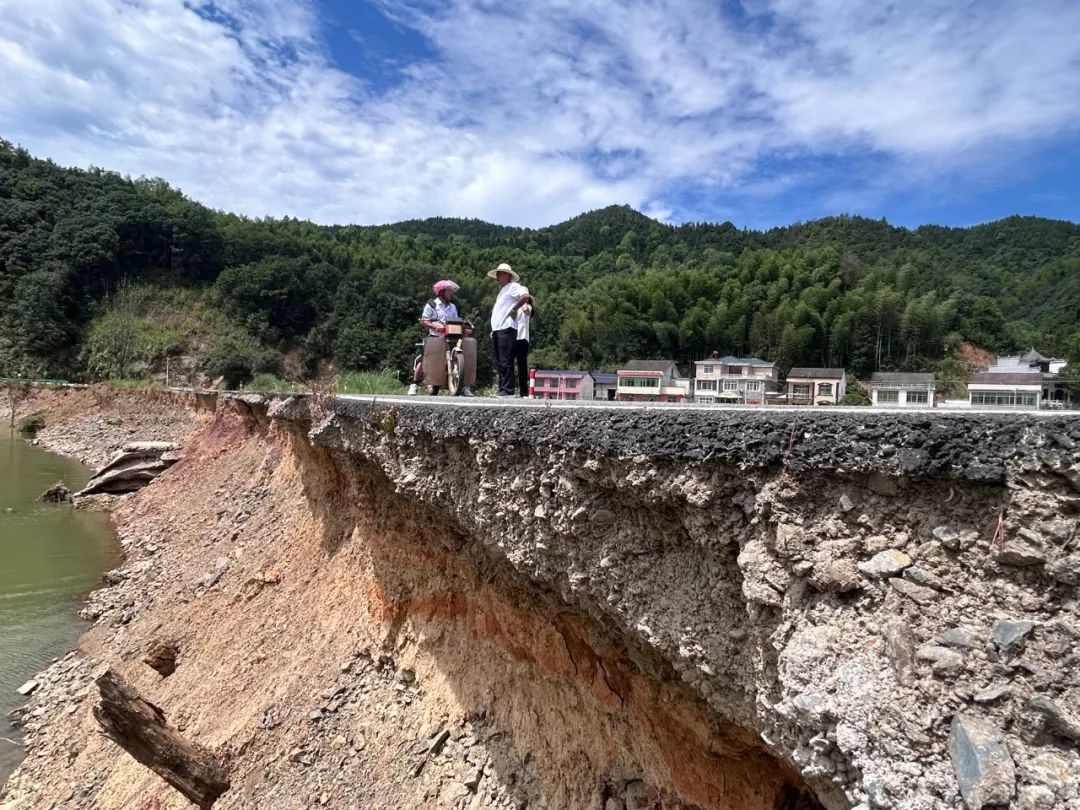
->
[407, 384, 418, 396]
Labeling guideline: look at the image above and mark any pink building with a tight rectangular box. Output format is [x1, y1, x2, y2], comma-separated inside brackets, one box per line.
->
[532, 370, 595, 401]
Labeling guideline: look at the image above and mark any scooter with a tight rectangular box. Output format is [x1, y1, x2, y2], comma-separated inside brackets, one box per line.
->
[410, 308, 479, 396]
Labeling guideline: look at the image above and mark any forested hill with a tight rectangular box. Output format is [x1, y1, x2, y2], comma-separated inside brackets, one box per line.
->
[2, 139, 1079, 387]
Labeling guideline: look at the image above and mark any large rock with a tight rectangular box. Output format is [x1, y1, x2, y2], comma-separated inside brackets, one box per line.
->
[75, 442, 182, 497]
[1047, 554, 1080, 585]
[857, 549, 912, 578]
[884, 620, 916, 685]
[915, 644, 965, 674]
[992, 619, 1035, 654]
[1027, 696, 1080, 743]
[948, 713, 1015, 809]
[996, 528, 1046, 567]
[37, 481, 71, 502]
[888, 577, 938, 605]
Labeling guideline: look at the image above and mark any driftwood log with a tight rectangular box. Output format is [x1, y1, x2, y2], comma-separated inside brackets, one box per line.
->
[93, 668, 229, 809]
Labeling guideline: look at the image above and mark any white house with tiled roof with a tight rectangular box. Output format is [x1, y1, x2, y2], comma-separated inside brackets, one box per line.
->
[785, 368, 847, 405]
[616, 360, 689, 403]
[870, 372, 935, 408]
[694, 356, 779, 404]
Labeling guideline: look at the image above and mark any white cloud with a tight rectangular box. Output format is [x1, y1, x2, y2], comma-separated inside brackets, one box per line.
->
[0, 0, 1077, 226]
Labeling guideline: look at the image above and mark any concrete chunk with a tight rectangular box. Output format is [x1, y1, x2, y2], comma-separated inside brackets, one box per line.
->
[948, 713, 1015, 809]
[16, 679, 40, 696]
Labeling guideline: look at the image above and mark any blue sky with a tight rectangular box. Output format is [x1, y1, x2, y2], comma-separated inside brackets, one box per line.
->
[1, 0, 1078, 229]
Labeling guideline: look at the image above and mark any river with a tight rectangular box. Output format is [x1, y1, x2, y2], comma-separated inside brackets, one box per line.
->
[0, 431, 119, 785]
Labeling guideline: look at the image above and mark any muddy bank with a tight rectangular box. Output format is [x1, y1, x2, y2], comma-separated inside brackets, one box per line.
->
[13, 386, 215, 467]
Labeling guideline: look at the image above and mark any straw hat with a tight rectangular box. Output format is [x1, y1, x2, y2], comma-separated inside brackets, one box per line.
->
[486, 262, 519, 282]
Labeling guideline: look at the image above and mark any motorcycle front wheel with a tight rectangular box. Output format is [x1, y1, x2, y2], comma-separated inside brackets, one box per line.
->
[447, 351, 463, 396]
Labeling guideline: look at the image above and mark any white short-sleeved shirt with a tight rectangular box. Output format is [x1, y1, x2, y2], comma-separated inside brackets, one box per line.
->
[421, 298, 458, 336]
[515, 307, 531, 342]
[515, 288, 531, 341]
[490, 281, 524, 331]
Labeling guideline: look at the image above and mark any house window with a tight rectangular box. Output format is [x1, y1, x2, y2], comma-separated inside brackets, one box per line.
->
[723, 379, 739, 391]
[697, 379, 717, 391]
[907, 390, 929, 404]
[791, 384, 811, 398]
[877, 389, 899, 403]
[971, 391, 1038, 407]
[745, 381, 761, 392]
[728, 366, 742, 375]
[624, 377, 657, 388]
[564, 378, 577, 389]
[817, 383, 833, 397]
[702, 365, 714, 374]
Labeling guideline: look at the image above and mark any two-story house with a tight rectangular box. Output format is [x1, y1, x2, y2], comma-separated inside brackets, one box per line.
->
[979, 350, 1071, 408]
[694, 356, 779, 405]
[869, 372, 935, 408]
[616, 360, 688, 403]
[785, 368, 847, 405]
[531, 370, 595, 401]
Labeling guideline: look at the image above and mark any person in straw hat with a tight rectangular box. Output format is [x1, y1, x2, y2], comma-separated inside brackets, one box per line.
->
[487, 262, 533, 397]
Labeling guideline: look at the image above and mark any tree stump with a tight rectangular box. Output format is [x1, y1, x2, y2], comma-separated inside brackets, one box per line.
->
[93, 668, 229, 809]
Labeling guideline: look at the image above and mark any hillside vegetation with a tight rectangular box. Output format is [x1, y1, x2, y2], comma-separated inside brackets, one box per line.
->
[2, 140, 1078, 387]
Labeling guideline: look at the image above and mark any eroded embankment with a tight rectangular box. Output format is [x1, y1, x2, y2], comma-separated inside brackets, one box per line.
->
[2, 394, 1078, 810]
[307, 399, 1080, 810]
[2, 396, 818, 810]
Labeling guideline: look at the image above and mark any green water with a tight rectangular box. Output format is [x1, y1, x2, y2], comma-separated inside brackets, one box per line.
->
[0, 432, 119, 786]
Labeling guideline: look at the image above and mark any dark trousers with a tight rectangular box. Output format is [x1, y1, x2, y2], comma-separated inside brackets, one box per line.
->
[514, 339, 529, 397]
[491, 328, 516, 394]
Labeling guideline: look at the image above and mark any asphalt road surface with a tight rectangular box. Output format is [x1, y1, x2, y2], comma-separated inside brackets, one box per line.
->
[337, 393, 1078, 419]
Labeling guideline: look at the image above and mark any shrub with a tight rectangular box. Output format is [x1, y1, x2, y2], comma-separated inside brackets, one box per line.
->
[17, 414, 45, 435]
[204, 331, 282, 389]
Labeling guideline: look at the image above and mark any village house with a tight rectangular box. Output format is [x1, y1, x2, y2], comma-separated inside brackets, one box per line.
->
[693, 356, 779, 405]
[984, 350, 1071, 408]
[967, 372, 1043, 410]
[785, 368, 847, 405]
[531, 370, 595, 401]
[616, 360, 689, 403]
[869, 372, 935, 408]
[591, 372, 617, 401]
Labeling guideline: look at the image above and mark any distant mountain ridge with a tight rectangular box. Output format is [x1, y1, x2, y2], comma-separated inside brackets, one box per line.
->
[2, 139, 1078, 385]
